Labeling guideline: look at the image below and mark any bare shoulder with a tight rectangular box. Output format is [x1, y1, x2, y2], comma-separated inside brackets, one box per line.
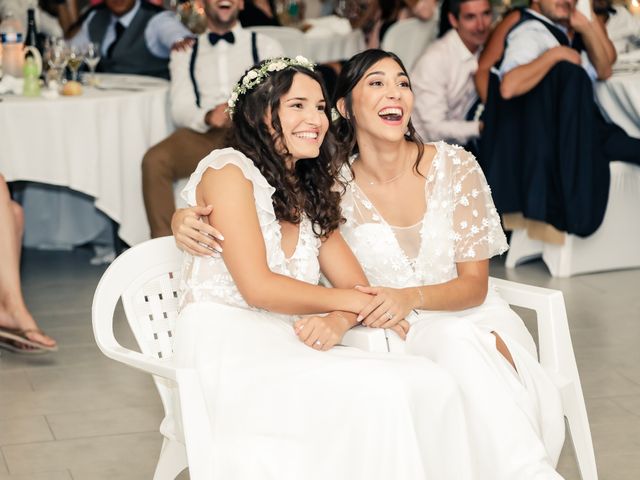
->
[416, 143, 438, 176]
[197, 163, 254, 204]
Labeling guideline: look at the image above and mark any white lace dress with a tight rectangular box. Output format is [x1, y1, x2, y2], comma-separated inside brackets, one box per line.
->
[340, 142, 566, 480]
[173, 148, 475, 480]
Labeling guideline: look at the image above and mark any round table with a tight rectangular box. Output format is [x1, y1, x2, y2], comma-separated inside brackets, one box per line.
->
[0, 74, 173, 247]
[595, 70, 640, 139]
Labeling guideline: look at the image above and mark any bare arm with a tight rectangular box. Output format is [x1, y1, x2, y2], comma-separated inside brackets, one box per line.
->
[356, 260, 489, 327]
[571, 9, 614, 79]
[475, 10, 521, 103]
[198, 164, 370, 315]
[500, 45, 581, 99]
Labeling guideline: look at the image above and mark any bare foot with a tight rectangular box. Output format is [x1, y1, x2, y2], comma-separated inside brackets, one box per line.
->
[0, 306, 57, 348]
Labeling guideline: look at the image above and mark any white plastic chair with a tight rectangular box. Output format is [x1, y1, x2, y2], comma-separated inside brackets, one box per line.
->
[93, 237, 597, 480]
[247, 26, 308, 59]
[92, 236, 217, 479]
[381, 18, 438, 70]
[507, 161, 640, 277]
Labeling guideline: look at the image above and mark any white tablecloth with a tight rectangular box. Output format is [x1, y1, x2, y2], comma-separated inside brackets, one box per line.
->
[0, 74, 172, 246]
[595, 70, 640, 139]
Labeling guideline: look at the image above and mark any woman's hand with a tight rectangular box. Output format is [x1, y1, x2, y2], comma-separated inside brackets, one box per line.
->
[355, 286, 418, 328]
[171, 206, 224, 256]
[294, 312, 352, 351]
[388, 319, 411, 341]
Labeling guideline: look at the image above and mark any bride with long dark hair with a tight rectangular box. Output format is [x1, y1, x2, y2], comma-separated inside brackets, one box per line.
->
[172, 56, 473, 479]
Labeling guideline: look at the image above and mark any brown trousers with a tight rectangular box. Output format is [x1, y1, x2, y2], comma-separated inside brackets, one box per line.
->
[142, 127, 230, 238]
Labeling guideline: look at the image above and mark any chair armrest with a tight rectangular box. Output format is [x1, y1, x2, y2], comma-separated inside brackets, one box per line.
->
[99, 343, 178, 381]
[489, 276, 564, 312]
[341, 325, 389, 352]
[341, 326, 408, 354]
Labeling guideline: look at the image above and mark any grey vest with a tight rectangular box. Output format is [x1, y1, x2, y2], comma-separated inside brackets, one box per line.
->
[88, 2, 170, 79]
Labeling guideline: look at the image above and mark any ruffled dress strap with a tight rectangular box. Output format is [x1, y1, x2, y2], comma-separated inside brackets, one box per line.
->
[181, 147, 277, 226]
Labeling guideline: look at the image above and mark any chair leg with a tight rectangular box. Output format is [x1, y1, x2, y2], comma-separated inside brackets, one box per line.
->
[506, 229, 543, 268]
[153, 437, 188, 480]
[561, 383, 598, 480]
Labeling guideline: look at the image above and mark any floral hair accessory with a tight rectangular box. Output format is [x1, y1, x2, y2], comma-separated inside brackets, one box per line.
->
[227, 56, 316, 118]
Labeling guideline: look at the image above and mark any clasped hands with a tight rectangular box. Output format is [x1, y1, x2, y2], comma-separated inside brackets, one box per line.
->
[295, 285, 416, 352]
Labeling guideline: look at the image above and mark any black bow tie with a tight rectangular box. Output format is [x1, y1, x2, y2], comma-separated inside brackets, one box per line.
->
[208, 31, 235, 46]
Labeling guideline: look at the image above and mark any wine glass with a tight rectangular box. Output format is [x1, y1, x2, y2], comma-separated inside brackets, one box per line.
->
[44, 37, 68, 88]
[83, 41, 101, 86]
[66, 45, 84, 83]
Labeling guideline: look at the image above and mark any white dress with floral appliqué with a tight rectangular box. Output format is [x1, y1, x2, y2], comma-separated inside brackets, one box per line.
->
[172, 148, 475, 480]
[340, 142, 566, 480]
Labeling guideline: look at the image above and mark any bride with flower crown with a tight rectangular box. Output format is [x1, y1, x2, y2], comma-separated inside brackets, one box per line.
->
[172, 56, 474, 479]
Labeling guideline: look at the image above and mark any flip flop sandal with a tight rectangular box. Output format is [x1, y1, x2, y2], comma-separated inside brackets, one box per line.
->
[0, 336, 50, 354]
[0, 326, 58, 353]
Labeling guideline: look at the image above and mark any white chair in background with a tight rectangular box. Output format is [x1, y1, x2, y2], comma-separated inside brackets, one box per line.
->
[93, 237, 597, 479]
[507, 161, 640, 277]
[381, 17, 438, 70]
[247, 26, 308, 58]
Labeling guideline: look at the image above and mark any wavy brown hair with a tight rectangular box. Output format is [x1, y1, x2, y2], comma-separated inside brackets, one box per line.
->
[231, 62, 343, 239]
[333, 49, 425, 175]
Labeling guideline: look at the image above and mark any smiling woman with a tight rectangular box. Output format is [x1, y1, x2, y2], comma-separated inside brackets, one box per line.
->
[169, 57, 475, 479]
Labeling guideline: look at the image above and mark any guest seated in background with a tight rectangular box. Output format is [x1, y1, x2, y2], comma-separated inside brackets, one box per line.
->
[0, 175, 57, 354]
[480, 0, 640, 242]
[594, 0, 640, 54]
[69, 0, 191, 79]
[411, 0, 491, 154]
[141, 0, 283, 238]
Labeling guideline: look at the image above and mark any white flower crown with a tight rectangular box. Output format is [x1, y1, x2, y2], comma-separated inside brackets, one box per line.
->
[227, 56, 316, 118]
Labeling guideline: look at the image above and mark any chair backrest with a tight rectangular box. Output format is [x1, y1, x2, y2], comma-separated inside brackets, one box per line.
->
[381, 18, 438, 70]
[248, 26, 308, 58]
[93, 236, 183, 409]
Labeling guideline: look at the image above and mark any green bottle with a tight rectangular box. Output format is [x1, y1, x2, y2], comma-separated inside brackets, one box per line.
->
[22, 54, 41, 97]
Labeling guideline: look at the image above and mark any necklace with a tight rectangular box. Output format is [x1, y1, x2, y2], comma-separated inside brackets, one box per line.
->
[358, 159, 409, 186]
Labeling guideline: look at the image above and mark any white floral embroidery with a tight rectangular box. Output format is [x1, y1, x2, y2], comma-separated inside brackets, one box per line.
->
[180, 149, 321, 312]
[339, 142, 508, 288]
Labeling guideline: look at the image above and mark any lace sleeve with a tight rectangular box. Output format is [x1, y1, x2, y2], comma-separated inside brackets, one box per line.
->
[451, 148, 508, 261]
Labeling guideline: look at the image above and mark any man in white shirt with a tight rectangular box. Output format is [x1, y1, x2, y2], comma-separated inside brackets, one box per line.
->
[411, 0, 492, 147]
[142, 0, 283, 238]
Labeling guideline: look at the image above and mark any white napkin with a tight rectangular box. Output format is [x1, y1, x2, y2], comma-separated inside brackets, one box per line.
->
[0, 75, 24, 95]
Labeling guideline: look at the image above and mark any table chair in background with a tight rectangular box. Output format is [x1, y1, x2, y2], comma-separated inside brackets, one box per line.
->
[507, 161, 640, 277]
[381, 18, 438, 71]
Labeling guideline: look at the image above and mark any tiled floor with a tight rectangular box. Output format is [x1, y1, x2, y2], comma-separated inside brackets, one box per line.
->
[1, 247, 639, 479]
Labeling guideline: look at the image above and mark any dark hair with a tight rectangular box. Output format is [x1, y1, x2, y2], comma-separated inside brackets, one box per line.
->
[332, 49, 424, 175]
[439, 0, 492, 36]
[231, 62, 343, 239]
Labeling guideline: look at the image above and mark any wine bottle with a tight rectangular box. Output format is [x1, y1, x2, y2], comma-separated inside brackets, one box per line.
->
[25, 8, 42, 55]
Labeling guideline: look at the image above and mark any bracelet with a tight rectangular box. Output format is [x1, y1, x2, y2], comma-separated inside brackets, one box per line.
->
[415, 287, 424, 308]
